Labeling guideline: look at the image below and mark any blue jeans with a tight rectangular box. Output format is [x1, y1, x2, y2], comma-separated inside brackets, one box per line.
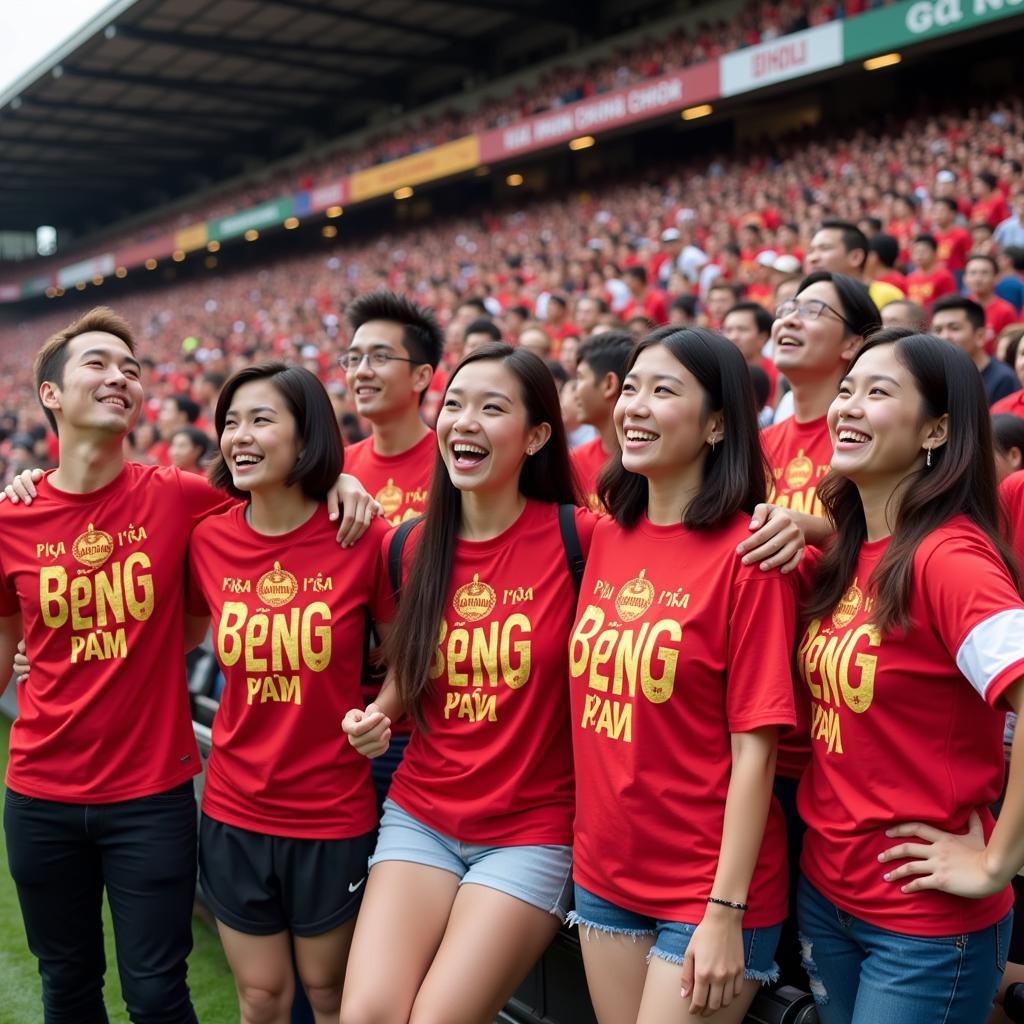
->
[797, 874, 1010, 1024]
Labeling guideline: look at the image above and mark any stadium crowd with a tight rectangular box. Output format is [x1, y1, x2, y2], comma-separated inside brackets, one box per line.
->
[11, 0, 888, 271]
[1, 95, 1024, 482]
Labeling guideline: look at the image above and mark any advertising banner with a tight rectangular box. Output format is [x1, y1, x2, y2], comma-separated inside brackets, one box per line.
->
[209, 197, 294, 242]
[721, 22, 843, 96]
[844, 0, 1024, 60]
[478, 63, 720, 162]
[174, 222, 208, 252]
[57, 253, 115, 288]
[349, 136, 480, 203]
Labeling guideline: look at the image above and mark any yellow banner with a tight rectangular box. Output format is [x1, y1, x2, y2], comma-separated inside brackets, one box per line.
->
[174, 223, 208, 252]
[349, 136, 481, 203]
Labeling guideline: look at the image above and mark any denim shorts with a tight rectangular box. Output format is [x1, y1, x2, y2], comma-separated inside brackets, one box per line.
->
[369, 798, 573, 922]
[568, 883, 781, 983]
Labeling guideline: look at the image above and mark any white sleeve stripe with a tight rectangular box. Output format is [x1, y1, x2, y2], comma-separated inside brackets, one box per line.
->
[955, 608, 1024, 700]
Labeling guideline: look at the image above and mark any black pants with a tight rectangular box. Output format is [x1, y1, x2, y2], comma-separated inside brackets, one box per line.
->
[4, 782, 199, 1024]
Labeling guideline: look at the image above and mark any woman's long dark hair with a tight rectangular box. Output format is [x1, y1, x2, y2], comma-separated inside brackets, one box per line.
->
[805, 332, 1020, 632]
[384, 344, 580, 726]
[599, 327, 769, 528]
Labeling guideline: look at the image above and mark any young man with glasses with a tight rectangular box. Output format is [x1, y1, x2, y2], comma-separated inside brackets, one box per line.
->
[341, 289, 443, 806]
[341, 289, 443, 527]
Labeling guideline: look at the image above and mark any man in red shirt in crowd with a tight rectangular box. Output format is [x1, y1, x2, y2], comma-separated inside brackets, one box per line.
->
[905, 234, 957, 311]
[971, 171, 1011, 230]
[571, 331, 635, 508]
[341, 289, 443, 803]
[620, 266, 668, 326]
[544, 294, 578, 344]
[965, 253, 1019, 351]
[930, 196, 972, 280]
[703, 282, 742, 331]
[149, 392, 201, 466]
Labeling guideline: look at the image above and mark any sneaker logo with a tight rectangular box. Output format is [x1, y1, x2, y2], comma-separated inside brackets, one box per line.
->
[348, 877, 366, 893]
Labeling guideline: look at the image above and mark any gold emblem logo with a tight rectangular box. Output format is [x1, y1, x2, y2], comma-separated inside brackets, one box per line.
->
[453, 573, 496, 621]
[615, 569, 654, 621]
[832, 577, 863, 629]
[72, 523, 113, 568]
[375, 478, 403, 520]
[784, 448, 813, 490]
[256, 561, 298, 607]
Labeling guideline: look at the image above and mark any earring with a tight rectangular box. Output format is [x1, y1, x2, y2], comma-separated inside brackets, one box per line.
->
[926, 446, 932, 468]
[710, 437, 717, 452]
[526, 446, 535, 456]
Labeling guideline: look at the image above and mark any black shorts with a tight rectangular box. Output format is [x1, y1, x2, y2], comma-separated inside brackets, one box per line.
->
[199, 813, 376, 937]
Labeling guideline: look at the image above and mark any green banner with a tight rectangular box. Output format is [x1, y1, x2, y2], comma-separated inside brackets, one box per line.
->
[844, 0, 1024, 60]
[208, 197, 294, 242]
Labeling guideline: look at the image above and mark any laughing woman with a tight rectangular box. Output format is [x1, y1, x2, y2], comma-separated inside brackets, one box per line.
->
[340, 344, 594, 1024]
[796, 333, 1024, 1024]
[568, 327, 798, 1024]
[185, 363, 391, 1024]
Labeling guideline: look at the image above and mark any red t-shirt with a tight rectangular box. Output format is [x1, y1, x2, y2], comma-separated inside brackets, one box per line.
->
[974, 295, 1020, 352]
[761, 414, 834, 777]
[622, 290, 669, 326]
[344, 430, 435, 732]
[570, 436, 613, 511]
[0, 464, 231, 802]
[1000, 472, 1024, 566]
[992, 389, 1024, 420]
[147, 439, 172, 467]
[906, 267, 957, 310]
[797, 520, 1024, 935]
[386, 500, 597, 845]
[934, 227, 972, 272]
[187, 505, 390, 838]
[973, 194, 1011, 230]
[570, 513, 797, 926]
[344, 431, 435, 527]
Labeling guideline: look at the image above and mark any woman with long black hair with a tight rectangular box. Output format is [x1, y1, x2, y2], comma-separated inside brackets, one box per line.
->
[568, 327, 798, 1023]
[796, 332, 1024, 1023]
[340, 344, 593, 1024]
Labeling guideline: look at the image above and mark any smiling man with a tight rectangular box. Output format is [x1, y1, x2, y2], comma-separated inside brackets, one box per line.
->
[0, 307, 233, 1024]
[342, 290, 443, 528]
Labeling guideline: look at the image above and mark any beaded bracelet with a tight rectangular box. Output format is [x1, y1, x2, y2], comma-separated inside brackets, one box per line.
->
[707, 896, 748, 911]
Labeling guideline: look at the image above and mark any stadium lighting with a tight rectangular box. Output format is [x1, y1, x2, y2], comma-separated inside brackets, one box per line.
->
[145, 258, 158, 270]
[284, 217, 300, 230]
[207, 240, 220, 252]
[322, 225, 338, 238]
[115, 267, 127, 279]
[55, 287, 64, 297]
[682, 104, 713, 121]
[393, 187, 414, 200]
[75, 282, 87, 291]
[506, 173, 524, 187]
[45, 287, 56, 298]
[92, 275, 104, 286]
[569, 136, 596, 151]
[244, 229, 260, 241]
[326, 206, 343, 218]
[863, 52, 901, 71]
[172, 250, 186, 262]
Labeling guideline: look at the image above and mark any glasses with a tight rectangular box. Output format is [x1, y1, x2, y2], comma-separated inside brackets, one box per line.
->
[775, 298, 856, 332]
[338, 350, 419, 371]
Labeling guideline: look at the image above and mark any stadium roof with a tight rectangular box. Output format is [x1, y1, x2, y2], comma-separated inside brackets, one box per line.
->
[0, 0, 593, 234]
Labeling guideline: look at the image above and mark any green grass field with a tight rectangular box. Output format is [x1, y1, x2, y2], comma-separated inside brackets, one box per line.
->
[0, 714, 238, 1023]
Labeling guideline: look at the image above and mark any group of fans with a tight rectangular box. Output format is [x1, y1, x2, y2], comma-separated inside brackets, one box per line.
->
[4, 66, 1024, 1024]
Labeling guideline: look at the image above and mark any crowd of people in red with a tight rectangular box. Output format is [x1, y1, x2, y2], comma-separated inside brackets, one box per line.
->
[2, 96, 1024, 485]
[11, 0, 883, 277]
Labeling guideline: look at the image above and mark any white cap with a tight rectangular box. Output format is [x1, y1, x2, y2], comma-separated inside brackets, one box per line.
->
[936, 169, 956, 184]
[755, 249, 779, 267]
[661, 228, 681, 242]
[773, 254, 802, 274]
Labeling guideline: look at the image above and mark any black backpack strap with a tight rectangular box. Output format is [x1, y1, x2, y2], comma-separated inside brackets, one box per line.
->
[558, 504, 585, 598]
[388, 516, 423, 598]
